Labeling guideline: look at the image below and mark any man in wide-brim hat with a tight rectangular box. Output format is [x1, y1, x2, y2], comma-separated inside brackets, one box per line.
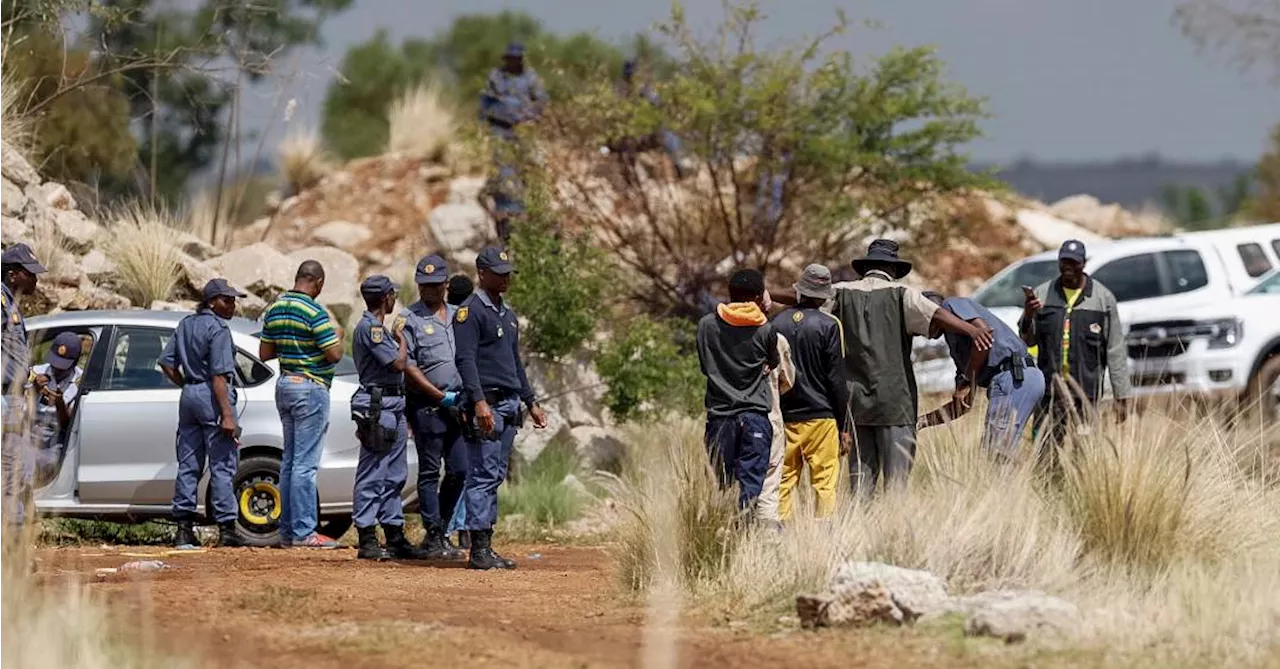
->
[830, 239, 994, 497]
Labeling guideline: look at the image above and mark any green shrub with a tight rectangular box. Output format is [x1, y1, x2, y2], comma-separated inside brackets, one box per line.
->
[595, 316, 703, 423]
[40, 519, 174, 546]
[498, 435, 587, 526]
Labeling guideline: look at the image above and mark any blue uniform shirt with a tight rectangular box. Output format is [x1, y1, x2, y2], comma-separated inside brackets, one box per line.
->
[352, 311, 404, 390]
[2, 283, 29, 396]
[453, 289, 535, 407]
[400, 301, 461, 393]
[941, 297, 1029, 388]
[160, 308, 236, 385]
[479, 67, 547, 130]
[27, 363, 82, 450]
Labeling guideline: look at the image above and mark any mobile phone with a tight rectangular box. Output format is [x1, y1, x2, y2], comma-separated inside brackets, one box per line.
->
[1021, 285, 1036, 298]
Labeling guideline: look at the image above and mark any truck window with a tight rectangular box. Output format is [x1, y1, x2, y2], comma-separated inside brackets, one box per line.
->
[1238, 243, 1272, 278]
[973, 260, 1059, 309]
[1162, 250, 1208, 294]
[1271, 239, 1280, 261]
[1092, 253, 1162, 302]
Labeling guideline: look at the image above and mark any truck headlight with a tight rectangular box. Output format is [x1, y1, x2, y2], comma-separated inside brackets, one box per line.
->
[1207, 318, 1243, 349]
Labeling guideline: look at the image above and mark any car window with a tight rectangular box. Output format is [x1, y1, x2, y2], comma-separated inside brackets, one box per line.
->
[1162, 250, 1208, 294]
[235, 350, 273, 387]
[1238, 243, 1272, 278]
[27, 329, 96, 373]
[974, 260, 1059, 309]
[1093, 253, 1162, 302]
[103, 327, 173, 391]
[1248, 271, 1280, 295]
[1271, 239, 1280, 261]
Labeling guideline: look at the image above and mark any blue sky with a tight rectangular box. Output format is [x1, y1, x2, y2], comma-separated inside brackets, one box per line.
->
[240, 0, 1280, 163]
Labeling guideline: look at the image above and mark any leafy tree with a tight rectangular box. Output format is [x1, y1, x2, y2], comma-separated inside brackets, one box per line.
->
[594, 316, 702, 423]
[537, 1, 993, 317]
[1161, 172, 1254, 229]
[1175, 0, 1280, 83]
[322, 11, 667, 159]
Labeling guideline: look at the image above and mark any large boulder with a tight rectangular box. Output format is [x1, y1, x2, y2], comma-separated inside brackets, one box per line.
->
[1, 216, 28, 244]
[1, 143, 39, 188]
[208, 242, 294, 299]
[513, 414, 570, 464]
[796, 582, 902, 629]
[287, 246, 360, 323]
[81, 249, 118, 280]
[173, 231, 220, 262]
[796, 561, 950, 629]
[48, 209, 102, 252]
[428, 202, 488, 252]
[2, 177, 26, 217]
[953, 590, 1079, 643]
[311, 220, 372, 249]
[568, 426, 626, 475]
[523, 354, 607, 428]
[447, 175, 487, 205]
[30, 182, 77, 211]
[55, 285, 132, 312]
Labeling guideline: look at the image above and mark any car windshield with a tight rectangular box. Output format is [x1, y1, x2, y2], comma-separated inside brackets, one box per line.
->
[1247, 271, 1280, 295]
[974, 260, 1059, 309]
[252, 330, 358, 377]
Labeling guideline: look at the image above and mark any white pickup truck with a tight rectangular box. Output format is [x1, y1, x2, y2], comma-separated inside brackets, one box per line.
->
[915, 223, 1280, 405]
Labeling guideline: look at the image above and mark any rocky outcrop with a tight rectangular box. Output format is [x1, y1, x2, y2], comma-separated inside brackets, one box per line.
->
[311, 220, 372, 248]
[288, 246, 360, 323]
[209, 243, 295, 299]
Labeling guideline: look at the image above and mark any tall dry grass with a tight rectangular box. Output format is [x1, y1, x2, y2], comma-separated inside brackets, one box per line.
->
[613, 405, 1280, 666]
[103, 202, 181, 306]
[386, 80, 457, 162]
[276, 127, 334, 194]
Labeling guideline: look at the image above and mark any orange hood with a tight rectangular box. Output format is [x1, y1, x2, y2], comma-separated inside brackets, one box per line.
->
[717, 302, 766, 327]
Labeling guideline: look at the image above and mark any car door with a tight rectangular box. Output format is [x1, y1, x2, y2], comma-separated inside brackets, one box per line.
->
[74, 324, 182, 506]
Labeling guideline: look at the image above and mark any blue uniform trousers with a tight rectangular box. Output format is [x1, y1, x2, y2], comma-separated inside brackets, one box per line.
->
[408, 400, 468, 531]
[172, 384, 239, 523]
[983, 367, 1046, 459]
[462, 396, 521, 531]
[352, 409, 409, 528]
[704, 412, 772, 510]
[2, 394, 32, 525]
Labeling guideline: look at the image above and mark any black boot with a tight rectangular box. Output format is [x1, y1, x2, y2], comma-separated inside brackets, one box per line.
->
[217, 522, 244, 548]
[456, 530, 471, 550]
[384, 524, 429, 560]
[418, 525, 466, 560]
[467, 529, 516, 570]
[173, 520, 199, 549]
[356, 526, 388, 561]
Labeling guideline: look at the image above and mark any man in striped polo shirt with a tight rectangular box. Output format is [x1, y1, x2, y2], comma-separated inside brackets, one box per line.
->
[260, 261, 344, 548]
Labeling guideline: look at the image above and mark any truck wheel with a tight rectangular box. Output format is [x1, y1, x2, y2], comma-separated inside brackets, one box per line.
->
[1246, 355, 1280, 424]
[231, 454, 283, 547]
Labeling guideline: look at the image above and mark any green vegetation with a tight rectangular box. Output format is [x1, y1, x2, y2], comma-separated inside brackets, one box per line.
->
[1160, 174, 1253, 230]
[595, 316, 702, 423]
[498, 435, 588, 528]
[40, 518, 174, 546]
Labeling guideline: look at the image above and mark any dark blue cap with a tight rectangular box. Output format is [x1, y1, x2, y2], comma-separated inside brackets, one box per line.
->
[476, 247, 516, 275]
[47, 331, 83, 370]
[415, 254, 449, 285]
[2, 243, 47, 274]
[504, 41, 525, 58]
[1059, 239, 1086, 263]
[360, 275, 398, 299]
[622, 59, 637, 77]
[202, 278, 246, 302]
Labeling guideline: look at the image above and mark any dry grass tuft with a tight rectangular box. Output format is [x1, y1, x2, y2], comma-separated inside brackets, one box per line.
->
[276, 127, 335, 194]
[183, 190, 232, 249]
[1, 52, 35, 155]
[103, 202, 181, 307]
[386, 80, 458, 162]
[25, 218, 75, 278]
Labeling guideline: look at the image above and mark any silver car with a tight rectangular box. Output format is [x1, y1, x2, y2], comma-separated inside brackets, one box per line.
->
[27, 309, 418, 546]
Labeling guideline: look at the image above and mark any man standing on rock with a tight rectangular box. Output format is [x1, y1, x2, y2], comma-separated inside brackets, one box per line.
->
[832, 240, 993, 497]
[696, 268, 779, 515]
[259, 261, 344, 549]
[1018, 240, 1131, 471]
[2, 243, 47, 527]
[453, 247, 548, 570]
[480, 42, 547, 242]
[396, 254, 468, 561]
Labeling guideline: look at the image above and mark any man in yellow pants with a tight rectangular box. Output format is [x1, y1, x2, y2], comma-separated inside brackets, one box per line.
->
[772, 265, 850, 519]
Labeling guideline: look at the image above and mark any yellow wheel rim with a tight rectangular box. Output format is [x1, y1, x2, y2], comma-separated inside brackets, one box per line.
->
[239, 481, 281, 525]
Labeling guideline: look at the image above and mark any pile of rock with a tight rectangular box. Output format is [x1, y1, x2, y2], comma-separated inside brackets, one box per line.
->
[796, 561, 1080, 643]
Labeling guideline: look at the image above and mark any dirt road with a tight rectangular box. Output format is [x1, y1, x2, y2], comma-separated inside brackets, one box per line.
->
[33, 543, 1009, 668]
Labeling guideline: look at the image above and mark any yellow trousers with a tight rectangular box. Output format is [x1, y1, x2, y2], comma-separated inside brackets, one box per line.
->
[780, 418, 840, 520]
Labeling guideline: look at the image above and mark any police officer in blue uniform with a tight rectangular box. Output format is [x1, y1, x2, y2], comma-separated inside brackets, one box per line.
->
[396, 255, 468, 560]
[2, 242, 47, 527]
[159, 278, 246, 549]
[454, 247, 548, 570]
[480, 42, 548, 142]
[351, 275, 428, 561]
[28, 332, 85, 487]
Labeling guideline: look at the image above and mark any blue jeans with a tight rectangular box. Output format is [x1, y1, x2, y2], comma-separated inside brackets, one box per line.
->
[983, 367, 1046, 458]
[276, 375, 330, 541]
[463, 396, 521, 531]
[172, 383, 239, 523]
[704, 412, 772, 510]
[408, 401, 468, 532]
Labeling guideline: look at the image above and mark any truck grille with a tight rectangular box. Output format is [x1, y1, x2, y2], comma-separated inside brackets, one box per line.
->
[1126, 320, 1202, 360]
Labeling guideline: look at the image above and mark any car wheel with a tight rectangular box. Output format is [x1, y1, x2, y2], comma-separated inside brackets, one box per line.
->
[316, 516, 353, 541]
[233, 454, 283, 547]
[1247, 355, 1280, 424]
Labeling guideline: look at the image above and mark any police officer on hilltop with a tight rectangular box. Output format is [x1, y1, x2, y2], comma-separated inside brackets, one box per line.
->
[350, 276, 428, 561]
[454, 247, 548, 570]
[2, 242, 47, 527]
[396, 255, 468, 560]
[159, 278, 246, 549]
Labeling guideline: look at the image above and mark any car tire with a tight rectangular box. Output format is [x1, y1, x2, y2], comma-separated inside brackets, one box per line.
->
[316, 516, 353, 542]
[1246, 354, 1280, 424]
[230, 454, 283, 547]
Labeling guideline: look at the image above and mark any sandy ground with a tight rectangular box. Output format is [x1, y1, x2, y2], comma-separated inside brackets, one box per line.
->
[31, 543, 1018, 668]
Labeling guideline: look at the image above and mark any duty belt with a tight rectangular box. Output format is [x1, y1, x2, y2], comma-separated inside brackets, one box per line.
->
[482, 387, 518, 404]
[364, 385, 405, 397]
